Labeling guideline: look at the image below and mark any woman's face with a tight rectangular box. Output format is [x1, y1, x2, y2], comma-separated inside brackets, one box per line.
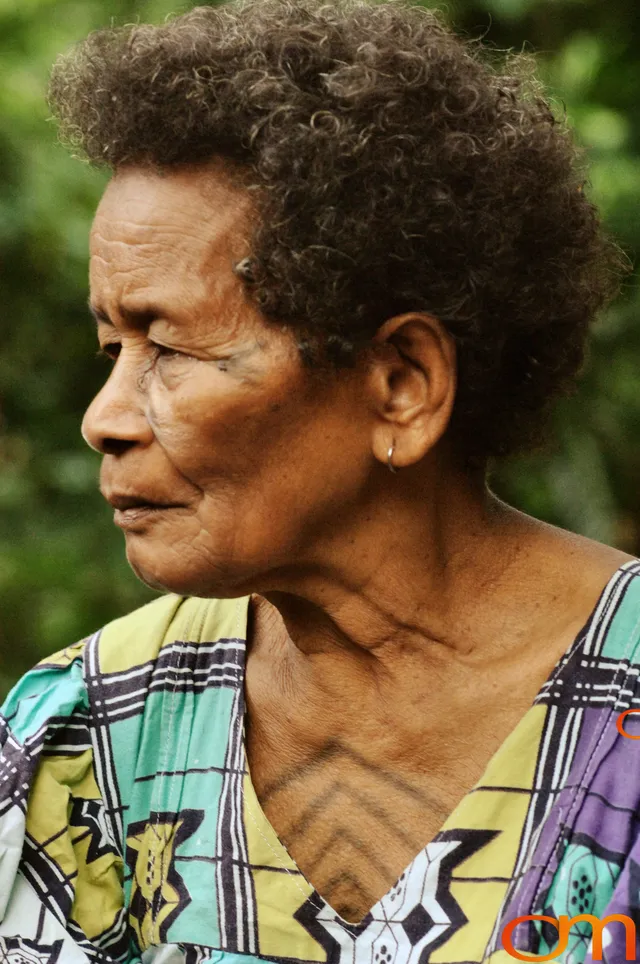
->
[84, 164, 373, 597]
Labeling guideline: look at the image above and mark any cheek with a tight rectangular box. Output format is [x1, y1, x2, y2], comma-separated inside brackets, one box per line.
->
[146, 374, 299, 480]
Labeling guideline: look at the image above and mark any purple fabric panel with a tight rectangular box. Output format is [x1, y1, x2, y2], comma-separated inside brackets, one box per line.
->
[496, 705, 624, 948]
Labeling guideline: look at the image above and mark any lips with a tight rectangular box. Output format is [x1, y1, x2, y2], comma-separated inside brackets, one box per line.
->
[106, 492, 186, 531]
[105, 492, 183, 511]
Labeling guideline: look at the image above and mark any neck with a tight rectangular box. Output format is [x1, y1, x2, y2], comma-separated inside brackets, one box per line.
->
[244, 464, 615, 775]
[250, 465, 554, 676]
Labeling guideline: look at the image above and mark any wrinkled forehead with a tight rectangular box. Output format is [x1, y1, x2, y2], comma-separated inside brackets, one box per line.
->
[89, 163, 255, 305]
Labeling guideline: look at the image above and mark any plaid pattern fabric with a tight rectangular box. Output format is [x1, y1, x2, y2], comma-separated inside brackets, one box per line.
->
[2, 562, 640, 964]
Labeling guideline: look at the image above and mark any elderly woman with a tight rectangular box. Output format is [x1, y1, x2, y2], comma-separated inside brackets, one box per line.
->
[1, 0, 639, 961]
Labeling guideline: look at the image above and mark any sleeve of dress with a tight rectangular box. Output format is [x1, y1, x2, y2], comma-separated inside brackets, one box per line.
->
[0, 640, 128, 963]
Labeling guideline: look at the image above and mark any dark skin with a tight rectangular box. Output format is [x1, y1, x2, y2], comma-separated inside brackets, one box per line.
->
[84, 160, 636, 924]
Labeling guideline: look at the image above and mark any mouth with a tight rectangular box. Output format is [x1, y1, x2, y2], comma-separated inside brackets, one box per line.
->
[107, 494, 181, 511]
[105, 492, 186, 529]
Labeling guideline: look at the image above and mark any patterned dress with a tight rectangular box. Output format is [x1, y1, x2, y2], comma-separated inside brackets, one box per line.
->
[2, 560, 640, 964]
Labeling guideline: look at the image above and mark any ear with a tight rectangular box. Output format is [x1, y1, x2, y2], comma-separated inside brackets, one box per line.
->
[366, 312, 457, 469]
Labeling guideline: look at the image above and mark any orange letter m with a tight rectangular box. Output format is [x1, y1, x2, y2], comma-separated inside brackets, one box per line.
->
[502, 913, 637, 961]
[561, 914, 636, 962]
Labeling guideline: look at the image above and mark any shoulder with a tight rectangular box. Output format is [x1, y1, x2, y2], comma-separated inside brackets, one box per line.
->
[0, 638, 89, 754]
[1, 592, 249, 748]
[599, 558, 640, 651]
[92, 591, 249, 677]
[579, 557, 640, 664]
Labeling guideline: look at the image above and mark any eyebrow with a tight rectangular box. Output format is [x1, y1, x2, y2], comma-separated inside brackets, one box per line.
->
[88, 298, 161, 329]
[88, 301, 112, 326]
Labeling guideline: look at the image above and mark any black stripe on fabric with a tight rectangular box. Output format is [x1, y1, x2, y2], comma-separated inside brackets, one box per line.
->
[134, 764, 246, 783]
[18, 713, 91, 759]
[236, 689, 259, 957]
[174, 854, 304, 874]
[21, 833, 74, 923]
[91, 702, 148, 725]
[39, 826, 72, 851]
[42, 712, 93, 756]
[100, 668, 242, 701]
[95, 673, 244, 724]
[0, 737, 34, 815]
[582, 788, 640, 817]
[67, 909, 130, 964]
[468, 786, 532, 795]
[450, 875, 511, 883]
[36, 903, 46, 943]
[84, 630, 125, 858]
[215, 679, 260, 956]
[101, 802, 129, 816]
[86, 641, 245, 725]
[42, 746, 93, 758]
[97, 639, 245, 691]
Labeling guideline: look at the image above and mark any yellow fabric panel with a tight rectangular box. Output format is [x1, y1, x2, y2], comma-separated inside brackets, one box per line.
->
[476, 705, 547, 791]
[243, 770, 326, 961]
[438, 705, 546, 880]
[429, 708, 548, 960]
[66, 754, 102, 801]
[432, 880, 510, 963]
[487, 948, 525, 964]
[251, 868, 326, 962]
[441, 789, 531, 880]
[26, 749, 124, 940]
[199, 596, 249, 643]
[71, 828, 124, 940]
[26, 751, 92, 877]
[38, 639, 87, 669]
[98, 594, 186, 673]
[243, 770, 300, 872]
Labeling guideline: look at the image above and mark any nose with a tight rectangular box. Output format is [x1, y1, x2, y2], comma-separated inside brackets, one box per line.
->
[81, 360, 154, 456]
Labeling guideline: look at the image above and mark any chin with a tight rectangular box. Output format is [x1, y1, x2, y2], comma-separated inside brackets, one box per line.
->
[126, 550, 249, 600]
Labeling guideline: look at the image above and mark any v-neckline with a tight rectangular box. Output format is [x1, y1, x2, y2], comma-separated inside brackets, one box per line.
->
[237, 561, 633, 930]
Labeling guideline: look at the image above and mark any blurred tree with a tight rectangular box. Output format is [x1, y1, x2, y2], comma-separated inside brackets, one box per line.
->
[451, 0, 640, 553]
[1, 0, 638, 696]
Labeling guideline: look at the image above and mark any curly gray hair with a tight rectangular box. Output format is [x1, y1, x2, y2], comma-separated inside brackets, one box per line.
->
[48, 0, 629, 469]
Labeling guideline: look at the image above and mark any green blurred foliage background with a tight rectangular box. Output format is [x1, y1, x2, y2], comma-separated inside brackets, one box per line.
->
[1, 0, 639, 697]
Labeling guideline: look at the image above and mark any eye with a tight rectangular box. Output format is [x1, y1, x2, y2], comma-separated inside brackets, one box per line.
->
[150, 342, 183, 360]
[96, 343, 120, 361]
